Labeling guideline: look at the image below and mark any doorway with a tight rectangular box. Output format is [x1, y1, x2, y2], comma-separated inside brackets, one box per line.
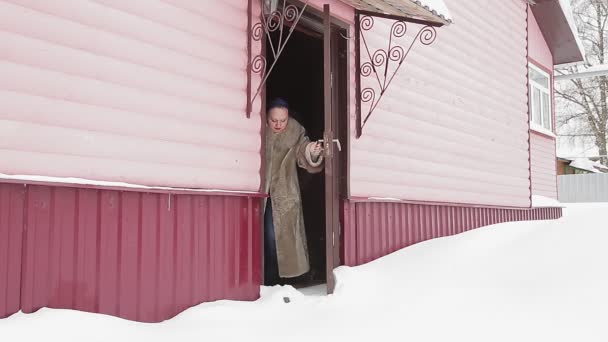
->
[263, 5, 348, 290]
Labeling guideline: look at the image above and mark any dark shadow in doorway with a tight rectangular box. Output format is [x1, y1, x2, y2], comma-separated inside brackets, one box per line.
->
[265, 25, 326, 287]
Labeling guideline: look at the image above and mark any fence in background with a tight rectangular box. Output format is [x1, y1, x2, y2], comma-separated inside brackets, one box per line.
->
[558, 173, 608, 203]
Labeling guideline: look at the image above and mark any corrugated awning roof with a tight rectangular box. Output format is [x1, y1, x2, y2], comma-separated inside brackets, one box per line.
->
[339, 0, 452, 25]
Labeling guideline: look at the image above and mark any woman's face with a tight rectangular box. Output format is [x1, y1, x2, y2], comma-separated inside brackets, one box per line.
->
[267, 107, 289, 133]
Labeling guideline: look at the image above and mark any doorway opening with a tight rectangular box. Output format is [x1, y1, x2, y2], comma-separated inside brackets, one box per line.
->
[264, 8, 348, 289]
[266, 19, 325, 287]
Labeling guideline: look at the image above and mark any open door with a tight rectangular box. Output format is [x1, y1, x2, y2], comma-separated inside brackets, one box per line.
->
[322, 4, 341, 294]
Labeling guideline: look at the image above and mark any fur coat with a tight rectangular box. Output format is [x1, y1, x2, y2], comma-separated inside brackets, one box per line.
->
[264, 118, 324, 278]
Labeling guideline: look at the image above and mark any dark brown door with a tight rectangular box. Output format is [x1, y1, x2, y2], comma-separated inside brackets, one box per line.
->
[323, 4, 341, 294]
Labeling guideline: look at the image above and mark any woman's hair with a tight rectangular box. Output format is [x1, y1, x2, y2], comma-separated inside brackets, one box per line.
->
[267, 98, 289, 113]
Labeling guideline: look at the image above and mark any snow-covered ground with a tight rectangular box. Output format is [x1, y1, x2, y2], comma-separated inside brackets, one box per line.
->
[2, 203, 607, 342]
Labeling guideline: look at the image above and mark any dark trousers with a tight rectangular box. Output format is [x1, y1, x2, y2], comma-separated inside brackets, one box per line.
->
[264, 198, 280, 285]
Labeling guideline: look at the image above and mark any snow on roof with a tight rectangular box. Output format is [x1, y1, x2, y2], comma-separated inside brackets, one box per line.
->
[339, 0, 452, 24]
[569, 158, 601, 173]
[591, 160, 608, 170]
[558, 0, 587, 63]
[408, 0, 452, 23]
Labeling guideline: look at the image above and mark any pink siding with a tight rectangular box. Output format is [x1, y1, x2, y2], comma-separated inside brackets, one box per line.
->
[0, 0, 261, 191]
[341, 200, 563, 266]
[350, 0, 531, 208]
[0, 182, 260, 322]
[530, 132, 558, 198]
[528, 6, 554, 67]
[528, 7, 557, 199]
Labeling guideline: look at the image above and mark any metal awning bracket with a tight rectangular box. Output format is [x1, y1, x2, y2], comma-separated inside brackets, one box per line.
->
[355, 10, 442, 138]
[247, 0, 310, 118]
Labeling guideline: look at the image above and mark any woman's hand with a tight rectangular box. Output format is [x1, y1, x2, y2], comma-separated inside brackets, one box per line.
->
[311, 141, 323, 159]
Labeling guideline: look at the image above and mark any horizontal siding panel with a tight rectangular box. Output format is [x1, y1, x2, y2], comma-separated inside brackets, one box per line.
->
[0, 58, 244, 124]
[0, 90, 258, 151]
[530, 133, 557, 198]
[0, 30, 246, 98]
[353, 145, 530, 182]
[359, 112, 530, 162]
[0, 0, 261, 190]
[2, 1, 244, 68]
[92, 0, 248, 45]
[352, 181, 530, 207]
[371, 98, 530, 149]
[0, 5, 244, 95]
[0, 88, 254, 134]
[379, 86, 530, 143]
[0, 120, 258, 170]
[0, 149, 259, 191]
[352, 155, 530, 189]
[351, 0, 530, 207]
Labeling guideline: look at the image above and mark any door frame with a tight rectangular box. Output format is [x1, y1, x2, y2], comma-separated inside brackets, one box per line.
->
[257, 0, 351, 293]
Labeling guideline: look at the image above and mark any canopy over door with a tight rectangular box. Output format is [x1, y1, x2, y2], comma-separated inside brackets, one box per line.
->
[339, 0, 452, 25]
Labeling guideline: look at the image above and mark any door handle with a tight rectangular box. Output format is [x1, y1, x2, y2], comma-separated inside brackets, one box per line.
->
[318, 139, 342, 152]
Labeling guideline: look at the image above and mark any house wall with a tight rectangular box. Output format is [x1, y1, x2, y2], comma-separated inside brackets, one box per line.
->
[350, 0, 531, 208]
[528, 6, 558, 199]
[341, 200, 562, 266]
[530, 132, 558, 197]
[0, 182, 260, 322]
[0, 0, 261, 191]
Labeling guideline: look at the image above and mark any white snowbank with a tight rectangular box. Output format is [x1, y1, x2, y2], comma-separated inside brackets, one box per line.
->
[531, 195, 563, 207]
[2, 203, 607, 342]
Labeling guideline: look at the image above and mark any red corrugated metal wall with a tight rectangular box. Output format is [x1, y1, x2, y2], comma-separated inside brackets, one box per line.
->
[342, 200, 562, 266]
[0, 183, 25, 319]
[0, 182, 260, 322]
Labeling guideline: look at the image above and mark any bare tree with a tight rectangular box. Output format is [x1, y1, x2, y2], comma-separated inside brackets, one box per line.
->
[555, 0, 608, 165]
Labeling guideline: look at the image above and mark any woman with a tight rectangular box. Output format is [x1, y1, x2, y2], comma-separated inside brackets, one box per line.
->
[264, 98, 324, 285]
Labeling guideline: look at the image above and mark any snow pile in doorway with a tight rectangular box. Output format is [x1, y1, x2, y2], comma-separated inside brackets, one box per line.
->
[2, 203, 608, 342]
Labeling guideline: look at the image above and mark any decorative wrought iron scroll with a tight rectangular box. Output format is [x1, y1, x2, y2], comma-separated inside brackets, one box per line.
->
[246, 0, 309, 117]
[355, 11, 441, 138]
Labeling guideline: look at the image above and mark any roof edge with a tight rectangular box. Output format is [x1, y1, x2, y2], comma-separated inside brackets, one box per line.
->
[531, 0, 585, 65]
[409, 0, 453, 24]
[557, 0, 587, 62]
